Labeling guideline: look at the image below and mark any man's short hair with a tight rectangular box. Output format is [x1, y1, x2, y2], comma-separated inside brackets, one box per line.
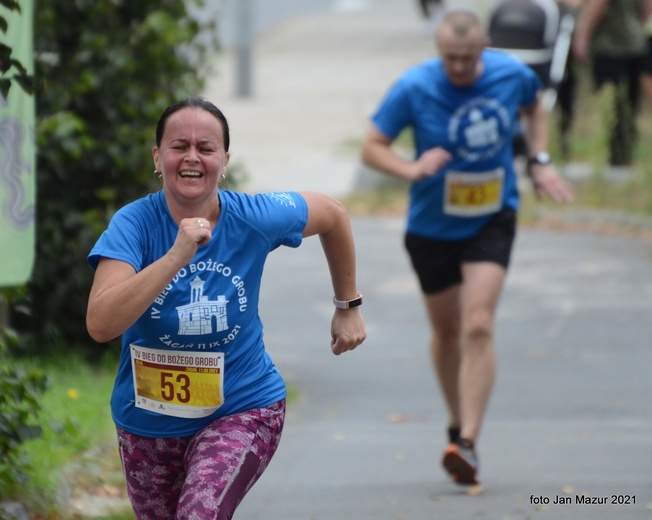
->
[437, 9, 485, 38]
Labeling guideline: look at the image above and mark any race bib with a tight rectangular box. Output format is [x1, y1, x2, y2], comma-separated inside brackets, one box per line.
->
[444, 168, 504, 217]
[130, 345, 224, 419]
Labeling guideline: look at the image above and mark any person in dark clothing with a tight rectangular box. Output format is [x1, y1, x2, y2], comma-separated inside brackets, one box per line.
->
[573, 0, 647, 166]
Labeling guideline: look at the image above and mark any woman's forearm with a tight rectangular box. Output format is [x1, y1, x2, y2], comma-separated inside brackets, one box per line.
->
[86, 253, 185, 343]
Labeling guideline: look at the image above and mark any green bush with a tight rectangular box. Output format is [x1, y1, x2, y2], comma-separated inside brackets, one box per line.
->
[8, 0, 216, 358]
[0, 330, 48, 496]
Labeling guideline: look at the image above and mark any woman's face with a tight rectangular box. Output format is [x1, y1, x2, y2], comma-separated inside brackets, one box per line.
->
[152, 107, 230, 203]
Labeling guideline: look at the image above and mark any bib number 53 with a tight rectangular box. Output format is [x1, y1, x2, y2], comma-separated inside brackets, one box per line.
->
[161, 372, 191, 403]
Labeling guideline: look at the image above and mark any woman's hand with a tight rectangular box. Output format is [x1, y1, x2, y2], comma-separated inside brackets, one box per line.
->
[331, 308, 367, 355]
[300, 191, 367, 355]
[87, 217, 212, 343]
[169, 217, 212, 266]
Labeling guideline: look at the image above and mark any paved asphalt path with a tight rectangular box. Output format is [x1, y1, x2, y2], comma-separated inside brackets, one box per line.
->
[237, 216, 652, 520]
[204, 1, 652, 517]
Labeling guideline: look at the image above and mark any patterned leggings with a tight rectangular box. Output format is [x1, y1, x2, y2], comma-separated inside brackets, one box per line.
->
[116, 399, 285, 520]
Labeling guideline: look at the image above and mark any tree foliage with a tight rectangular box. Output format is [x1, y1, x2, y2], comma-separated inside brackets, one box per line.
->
[0, 0, 37, 98]
[1, 1, 47, 499]
[9, 0, 217, 357]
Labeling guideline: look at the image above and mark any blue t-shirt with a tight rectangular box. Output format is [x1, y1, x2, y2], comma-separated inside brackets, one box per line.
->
[372, 49, 541, 240]
[88, 189, 308, 438]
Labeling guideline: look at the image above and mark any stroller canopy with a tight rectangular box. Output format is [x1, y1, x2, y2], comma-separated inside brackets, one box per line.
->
[489, 0, 560, 66]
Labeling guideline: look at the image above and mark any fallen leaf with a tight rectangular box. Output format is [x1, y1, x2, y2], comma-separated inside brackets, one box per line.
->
[466, 484, 484, 496]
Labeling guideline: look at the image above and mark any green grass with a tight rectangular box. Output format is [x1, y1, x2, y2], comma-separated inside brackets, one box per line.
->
[520, 76, 652, 234]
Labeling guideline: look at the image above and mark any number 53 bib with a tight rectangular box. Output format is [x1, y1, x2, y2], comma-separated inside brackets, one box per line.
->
[130, 344, 224, 419]
[444, 168, 504, 217]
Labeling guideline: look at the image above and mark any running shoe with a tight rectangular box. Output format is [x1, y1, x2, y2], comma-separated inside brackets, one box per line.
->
[442, 440, 479, 485]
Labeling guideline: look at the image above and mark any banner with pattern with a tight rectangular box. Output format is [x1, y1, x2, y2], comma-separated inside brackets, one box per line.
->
[0, 0, 36, 286]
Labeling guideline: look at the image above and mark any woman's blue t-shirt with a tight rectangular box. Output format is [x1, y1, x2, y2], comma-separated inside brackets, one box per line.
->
[88, 189, 308, 438]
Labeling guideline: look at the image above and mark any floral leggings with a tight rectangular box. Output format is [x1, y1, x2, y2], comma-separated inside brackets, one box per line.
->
[116, 399, 285, 520]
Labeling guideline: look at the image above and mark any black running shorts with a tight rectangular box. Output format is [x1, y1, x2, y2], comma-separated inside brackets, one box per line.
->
[404, 208, 517, 295]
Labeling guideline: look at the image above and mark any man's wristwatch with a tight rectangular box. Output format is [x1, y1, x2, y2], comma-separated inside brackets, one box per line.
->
[527, 151, 551, 166]
[333, 292, 363, 310]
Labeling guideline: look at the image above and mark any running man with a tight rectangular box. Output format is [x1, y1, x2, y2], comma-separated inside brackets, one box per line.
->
[361, 9, 573, 486]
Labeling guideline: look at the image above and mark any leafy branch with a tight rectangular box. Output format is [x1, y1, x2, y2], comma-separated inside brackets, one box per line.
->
[0, 0, 37, 98]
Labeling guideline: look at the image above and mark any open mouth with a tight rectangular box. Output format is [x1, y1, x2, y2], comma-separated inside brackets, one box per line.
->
[179, 170, 203, 179]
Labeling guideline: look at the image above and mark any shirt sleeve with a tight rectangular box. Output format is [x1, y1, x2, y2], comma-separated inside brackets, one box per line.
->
[520, 64, 543, 108]
[371, 75, 414, 140]
[87, 204, 147, 272]
[239, 191, 308, 251]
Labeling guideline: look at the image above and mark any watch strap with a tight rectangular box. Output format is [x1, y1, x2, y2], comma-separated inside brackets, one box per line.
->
[527, 152, 551, 166]
[333, 292, 363, 310]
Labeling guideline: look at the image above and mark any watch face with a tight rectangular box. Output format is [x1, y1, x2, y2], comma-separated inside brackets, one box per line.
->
[348, 297, 363, 309]
[536, 152, 551, 164]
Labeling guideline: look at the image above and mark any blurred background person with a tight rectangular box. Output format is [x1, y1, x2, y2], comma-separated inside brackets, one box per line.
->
[641, 0, 652, 102]
[572, 0, 648, 168]
[488, 0, 580, 160]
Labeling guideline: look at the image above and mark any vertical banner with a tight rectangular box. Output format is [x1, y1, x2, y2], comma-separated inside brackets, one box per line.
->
[0, 0, 36, 286]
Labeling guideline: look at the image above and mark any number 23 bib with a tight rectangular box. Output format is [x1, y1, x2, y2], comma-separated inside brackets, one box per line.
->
[444, 168, 504, 217]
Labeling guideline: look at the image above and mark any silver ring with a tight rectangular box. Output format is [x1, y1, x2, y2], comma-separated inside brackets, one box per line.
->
[199, 222, 205, 229]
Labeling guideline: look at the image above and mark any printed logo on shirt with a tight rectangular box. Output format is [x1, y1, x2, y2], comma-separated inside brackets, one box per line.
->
[149, 259, 248, 350]
[448, 97, 510, 162]
[176, 276, 229, 335]
[267, 192, 297, 207]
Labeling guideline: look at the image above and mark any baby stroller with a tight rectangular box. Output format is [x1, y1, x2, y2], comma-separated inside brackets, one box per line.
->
[488, 0, 577, 160]
[417, 0, 443, 19]
[417, 0, 445, 35]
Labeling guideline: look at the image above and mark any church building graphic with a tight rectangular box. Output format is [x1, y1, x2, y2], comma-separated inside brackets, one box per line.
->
[176, 276, 229, 335]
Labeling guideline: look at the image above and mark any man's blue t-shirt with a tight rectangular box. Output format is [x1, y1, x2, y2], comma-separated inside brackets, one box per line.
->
[372, 49, 541, 240]
[88, 189, 308, 438]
